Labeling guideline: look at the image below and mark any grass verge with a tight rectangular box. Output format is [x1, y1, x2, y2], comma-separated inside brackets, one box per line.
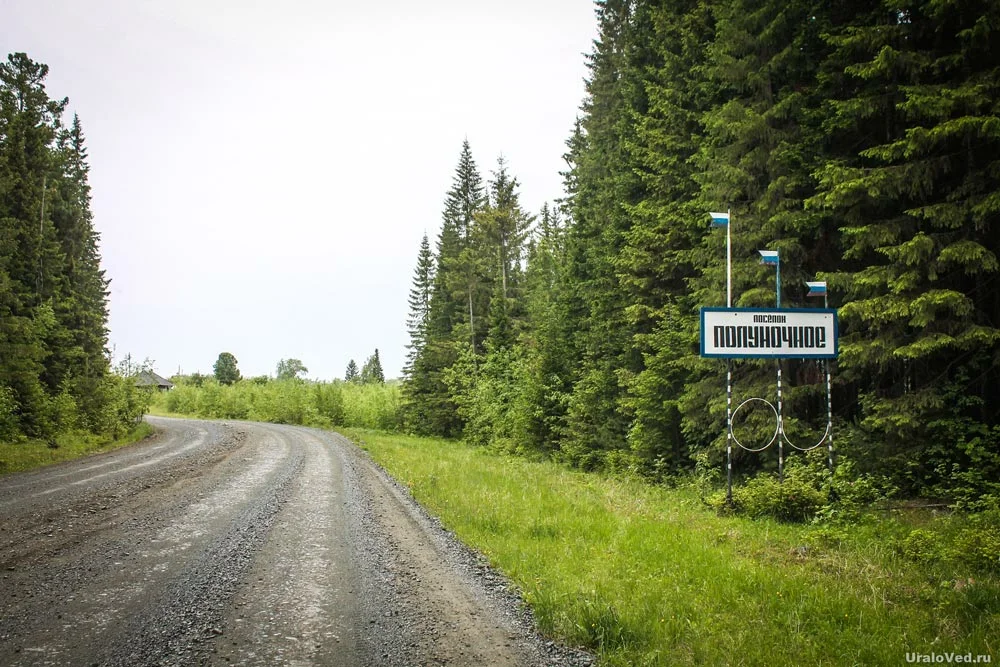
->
[0, 422, 155, 475]
[344, 428, 999, 667]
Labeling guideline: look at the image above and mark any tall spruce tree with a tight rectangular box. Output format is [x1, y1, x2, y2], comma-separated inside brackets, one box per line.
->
[345, 359, 359, 383]
[678, 0, 837, 469]
[0, 53, 71, 437]
[0, 53, 112, 439]
[613, 0, 714, 473]
[807, 0, 1000, 497]
[403, 233, 434, 375]
[404, 142, 487, 436]
[560, 0, 653, 467]
[475, 156, 534, 302]
[49, 114, 110, 427]
[360, 349, 385, 385]
[509, 203, 575, 453]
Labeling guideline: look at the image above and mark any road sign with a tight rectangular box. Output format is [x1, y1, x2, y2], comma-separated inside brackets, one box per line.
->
[700, 307, 838, 359]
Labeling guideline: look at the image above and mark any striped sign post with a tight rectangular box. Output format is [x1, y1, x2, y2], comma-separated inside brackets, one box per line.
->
[805, 280, 833, 469]
[709, 211, 734, 502]
[707, 211, 838, 501]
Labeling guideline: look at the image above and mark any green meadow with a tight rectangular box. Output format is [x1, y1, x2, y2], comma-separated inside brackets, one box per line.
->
[346, 429, 999, 667]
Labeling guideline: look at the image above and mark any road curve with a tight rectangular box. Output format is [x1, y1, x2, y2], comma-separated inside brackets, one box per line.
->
[0, 417, 591, 667]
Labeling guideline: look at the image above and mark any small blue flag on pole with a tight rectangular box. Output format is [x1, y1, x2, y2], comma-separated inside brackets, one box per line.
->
[758, 249, 779, 265]
[709, 211, 730, 227]
[806, 281, 827, 297]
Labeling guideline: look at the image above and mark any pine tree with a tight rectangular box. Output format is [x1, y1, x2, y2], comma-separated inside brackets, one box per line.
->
[345, 359, 359, 383]
[360, 349, 385, 384]
[403, 142, 487, 436]
[806, 1, 1000, 495]
[475, 156, 534, 303]
[0, 52, 70, 437]
[403, 233, 434, 376]
[508, 203, 575, 452]
[560, 0, 653, 466]
[616, 0, 714, 473]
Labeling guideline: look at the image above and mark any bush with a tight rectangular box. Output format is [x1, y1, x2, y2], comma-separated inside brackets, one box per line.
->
[0, 385, 21, 442]
[899, 528, 946, 564]
[157, 378, 402, 431]
[729, 474, 827, 522]
[952, 510, 1000, 572]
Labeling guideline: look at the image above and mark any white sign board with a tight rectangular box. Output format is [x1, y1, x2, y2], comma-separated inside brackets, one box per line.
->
[700, 308, 838, 359]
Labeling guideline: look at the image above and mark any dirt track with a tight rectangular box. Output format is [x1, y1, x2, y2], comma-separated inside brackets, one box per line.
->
[0, 417, 592, 666]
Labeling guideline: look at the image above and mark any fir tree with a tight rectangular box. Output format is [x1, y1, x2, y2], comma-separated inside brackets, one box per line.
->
[0, 53, 70, 437]
[345, 359, 359, 383]
[807, 1, 1000, 495]
[403, 233, 434, 376]
[475, 156, 534, 302]
[360, 349, 385, 385]
[403, 142, 487, 436]
[560, 0, 651, 466]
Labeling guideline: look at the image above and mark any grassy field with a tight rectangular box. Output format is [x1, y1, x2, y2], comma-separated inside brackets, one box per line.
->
[0, 422, 155, 475]
[345, 429, 998, 666]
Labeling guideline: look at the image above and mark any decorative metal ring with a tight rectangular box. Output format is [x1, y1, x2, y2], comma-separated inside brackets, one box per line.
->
[730, 397, 780, 453]
[782, 422, 831, 452]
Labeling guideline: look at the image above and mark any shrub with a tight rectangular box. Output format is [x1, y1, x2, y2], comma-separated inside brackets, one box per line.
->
[0, 385, 22, 442]
[952, 510, 1000, 572]
[729, 474, 827, 522]
[899, 528, 946, 564]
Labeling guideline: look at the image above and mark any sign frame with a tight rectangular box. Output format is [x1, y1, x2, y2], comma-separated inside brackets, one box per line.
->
[700, 307, 839, 359]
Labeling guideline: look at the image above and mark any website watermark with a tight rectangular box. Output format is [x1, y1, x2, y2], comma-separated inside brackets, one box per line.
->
[905, 653, 991, 664]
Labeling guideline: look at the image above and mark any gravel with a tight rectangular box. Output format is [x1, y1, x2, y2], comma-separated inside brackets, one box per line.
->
[0, 417, 594, 667]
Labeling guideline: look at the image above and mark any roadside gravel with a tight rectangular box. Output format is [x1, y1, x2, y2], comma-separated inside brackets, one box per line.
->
[0, 417, 593, 667]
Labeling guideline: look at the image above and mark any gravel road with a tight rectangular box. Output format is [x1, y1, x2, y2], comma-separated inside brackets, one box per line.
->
[0, 417, 593, 667]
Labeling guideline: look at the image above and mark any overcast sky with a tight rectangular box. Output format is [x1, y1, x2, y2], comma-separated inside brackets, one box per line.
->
[6, 0, 597, 380]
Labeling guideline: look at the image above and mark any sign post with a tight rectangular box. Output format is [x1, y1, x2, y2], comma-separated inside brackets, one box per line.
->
[700, 255, 840, 501]
[709, 212, 734, 501]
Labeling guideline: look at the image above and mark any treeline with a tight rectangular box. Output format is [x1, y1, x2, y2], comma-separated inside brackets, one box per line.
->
[160, 379, 401, 431]
[0, 53, 144, 444]
[403, 0, 1000, 504]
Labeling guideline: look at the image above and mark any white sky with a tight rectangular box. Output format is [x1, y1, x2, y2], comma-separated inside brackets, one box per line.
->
[5, 0, 598, 380]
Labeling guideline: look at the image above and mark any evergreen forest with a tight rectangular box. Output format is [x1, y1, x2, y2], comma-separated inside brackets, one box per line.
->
[0, 52, 145, 449]
[402, 0, 1000, 505]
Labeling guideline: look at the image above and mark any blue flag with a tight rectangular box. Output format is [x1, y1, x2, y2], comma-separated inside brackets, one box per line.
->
[758, 250, 779, 265]
[806, 281, 827, 297]
[709, 211, 730, 227]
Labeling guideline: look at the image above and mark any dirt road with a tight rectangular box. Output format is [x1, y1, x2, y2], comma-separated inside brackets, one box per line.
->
[0, 417, 591, 666]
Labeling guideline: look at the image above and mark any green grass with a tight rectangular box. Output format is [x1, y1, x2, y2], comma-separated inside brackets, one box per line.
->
[0, 421, 156, 475]
[344, 429, 999, 666]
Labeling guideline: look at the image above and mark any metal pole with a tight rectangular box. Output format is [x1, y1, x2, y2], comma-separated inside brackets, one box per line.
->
[775, 255, 783, 482]
[777, 363, 784, 483]
[775, 253, 781, 309]
[726, 209, 732, 309]
[725, 211, 733, 503]
[726, 361, 733, 503]
[825, 292, 834, 472]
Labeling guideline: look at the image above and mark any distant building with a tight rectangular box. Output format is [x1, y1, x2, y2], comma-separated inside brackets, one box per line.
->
[135, 370, 175, 391]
